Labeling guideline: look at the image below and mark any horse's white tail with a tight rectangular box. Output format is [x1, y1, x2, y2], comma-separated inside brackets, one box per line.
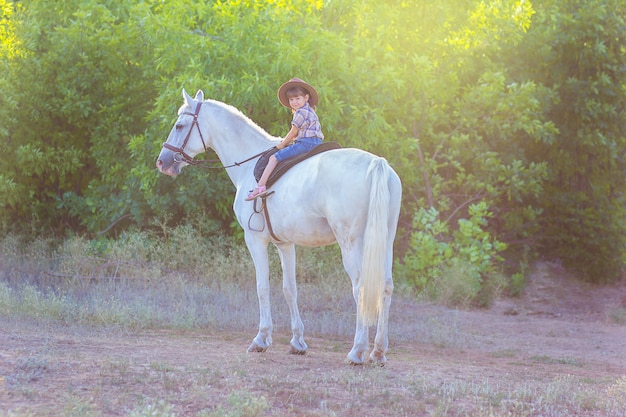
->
[359, 157, 391, 326]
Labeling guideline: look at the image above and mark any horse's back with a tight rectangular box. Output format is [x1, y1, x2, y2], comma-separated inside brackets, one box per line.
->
[314, 147, 400, 212]
[266, 147, 400, 246]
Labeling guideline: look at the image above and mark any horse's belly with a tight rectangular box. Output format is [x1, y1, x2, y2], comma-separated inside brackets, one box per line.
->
[279, 217, 336, 247]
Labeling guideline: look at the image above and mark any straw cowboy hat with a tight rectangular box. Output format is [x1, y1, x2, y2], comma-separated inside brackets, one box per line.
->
[277, 78, 319, 108]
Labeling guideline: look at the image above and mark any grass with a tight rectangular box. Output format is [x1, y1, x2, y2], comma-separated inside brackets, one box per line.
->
[4, 350, 626, 417]
[529, 354, 583, 367]
[0, 227, 356, 332]
[1, 229, 626, 416]
[607, 305, 626, 324]
[6, 352, 52, 387]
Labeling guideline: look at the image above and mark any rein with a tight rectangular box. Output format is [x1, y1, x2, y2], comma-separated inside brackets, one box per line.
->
[161, 101, 267, 170]
[196, 149, 268, 170]
[161, 99, 280, 241]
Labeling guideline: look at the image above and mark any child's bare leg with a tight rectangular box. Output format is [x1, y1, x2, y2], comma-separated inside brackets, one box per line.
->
[246, 155, 279, 200]
[258, 155, 278, 187]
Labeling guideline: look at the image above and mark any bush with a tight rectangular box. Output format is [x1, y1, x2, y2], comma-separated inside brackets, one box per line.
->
[397, 203, 508, 307]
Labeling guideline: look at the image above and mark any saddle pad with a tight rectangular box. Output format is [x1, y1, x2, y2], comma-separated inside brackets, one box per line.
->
[254, 142, 342, 187]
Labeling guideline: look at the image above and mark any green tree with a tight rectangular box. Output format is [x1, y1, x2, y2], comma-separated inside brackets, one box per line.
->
[331, 0, 552, 291]
[509, 0, 626, 281]
[1, 0, 625, 287]
[127, 0, 347, 233]
[0, 0, 158, 232]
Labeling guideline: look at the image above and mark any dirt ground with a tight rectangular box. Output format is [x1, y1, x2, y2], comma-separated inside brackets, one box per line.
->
[1, 261, 626, 416]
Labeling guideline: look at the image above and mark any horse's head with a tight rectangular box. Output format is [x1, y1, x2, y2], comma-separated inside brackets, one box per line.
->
[156, 89, 207, 177]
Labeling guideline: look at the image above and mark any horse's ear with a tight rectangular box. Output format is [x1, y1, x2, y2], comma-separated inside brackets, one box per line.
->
[182, 88, 194, 105]
[194, 90, 204, 102]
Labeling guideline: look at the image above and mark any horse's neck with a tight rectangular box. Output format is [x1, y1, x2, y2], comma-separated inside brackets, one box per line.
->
[203, 101, 276, 184]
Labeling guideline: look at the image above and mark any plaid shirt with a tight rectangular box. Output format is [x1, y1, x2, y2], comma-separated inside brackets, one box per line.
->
[292, 102, 324, 140]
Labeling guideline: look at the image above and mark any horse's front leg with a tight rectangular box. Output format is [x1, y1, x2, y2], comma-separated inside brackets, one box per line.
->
[275, 242, 307, 354]
[245, 235, 273, 353]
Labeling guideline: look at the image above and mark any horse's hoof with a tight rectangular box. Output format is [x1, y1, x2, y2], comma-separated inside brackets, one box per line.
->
[346, 353, 365, 365]
[369, 350, 387, 366]
[289, 338, 307, 355]
[369, 358, 386, 367]
[247, 342, 268, 353]
[346, 346, 369, 365]
[288, 345, 307, 355]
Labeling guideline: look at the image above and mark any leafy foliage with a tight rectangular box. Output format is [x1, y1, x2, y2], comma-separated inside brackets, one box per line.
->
[397, 203, 507, 306]
[0, 0, 158, 232]
[0, 0, 624, 286]
[505, 0, 626, 280]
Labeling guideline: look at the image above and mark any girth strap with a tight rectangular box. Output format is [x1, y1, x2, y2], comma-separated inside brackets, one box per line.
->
[251, 192, 281, 242]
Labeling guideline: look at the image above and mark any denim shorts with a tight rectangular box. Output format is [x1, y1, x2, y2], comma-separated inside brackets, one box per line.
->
[274, 137, 322, 162]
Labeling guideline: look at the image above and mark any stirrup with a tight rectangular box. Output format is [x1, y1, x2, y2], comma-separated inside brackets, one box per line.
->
[245, 185, 268, 201]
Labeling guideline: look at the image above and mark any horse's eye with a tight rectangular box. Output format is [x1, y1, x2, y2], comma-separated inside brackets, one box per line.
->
[175, 123, 183, 131]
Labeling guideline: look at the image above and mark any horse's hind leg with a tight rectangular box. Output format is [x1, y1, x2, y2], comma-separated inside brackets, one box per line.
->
[370, 274, 393, 365]
[341, 244, 369, 364]
[276, 242, 307, 354]
[348, 289, 370, 365]
[371, 186, 400, 365]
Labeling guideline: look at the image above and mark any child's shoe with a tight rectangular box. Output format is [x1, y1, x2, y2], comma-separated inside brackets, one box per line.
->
[245, 185, 268, 201]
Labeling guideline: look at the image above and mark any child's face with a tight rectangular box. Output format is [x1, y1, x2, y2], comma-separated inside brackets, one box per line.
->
[288, 94, 309, 110]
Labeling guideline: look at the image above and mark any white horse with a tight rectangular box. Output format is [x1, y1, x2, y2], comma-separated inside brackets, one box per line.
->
[156, 89, 402, 365]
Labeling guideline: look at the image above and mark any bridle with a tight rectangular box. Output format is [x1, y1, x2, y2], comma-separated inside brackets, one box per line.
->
[160, 101, 267, 169]
[161, 101, 208, 165]
[160, 99, 284, 241]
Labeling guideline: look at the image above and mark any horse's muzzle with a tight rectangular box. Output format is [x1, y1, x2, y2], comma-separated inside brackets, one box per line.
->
[156, 158, 181, 177]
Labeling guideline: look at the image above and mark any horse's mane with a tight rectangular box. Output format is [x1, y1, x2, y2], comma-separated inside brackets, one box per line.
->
[204, 99, 278, 143]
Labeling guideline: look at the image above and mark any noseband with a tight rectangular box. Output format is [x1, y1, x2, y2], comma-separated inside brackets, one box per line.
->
[161, 101, 207, 164]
